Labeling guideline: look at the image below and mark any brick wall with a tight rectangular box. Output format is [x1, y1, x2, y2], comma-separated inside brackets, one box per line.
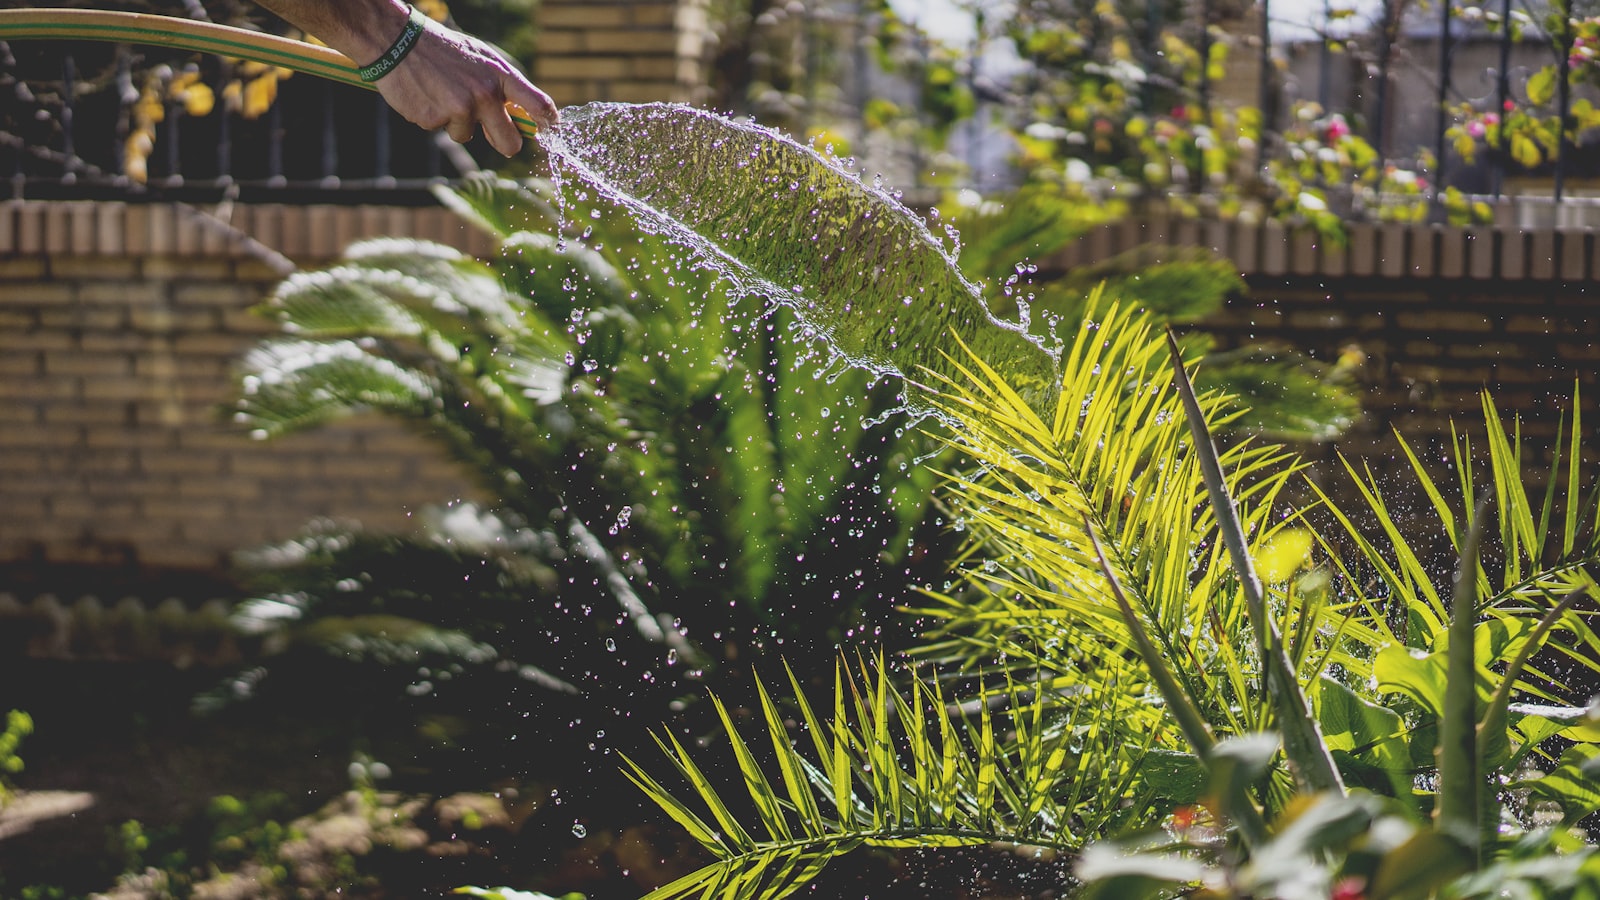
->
[6, 198, 1597, 591]
[0, 201, 489, 578]
[531, 0, 712, 105]
[1052, 216, 1600, 510]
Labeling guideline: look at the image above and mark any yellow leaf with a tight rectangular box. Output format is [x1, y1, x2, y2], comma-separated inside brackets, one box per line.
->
[242, 74, 278, 120]
[1255, 528, 1314, 583]
[183, 83, 215, 118]
[1511, 132, 1542, 168]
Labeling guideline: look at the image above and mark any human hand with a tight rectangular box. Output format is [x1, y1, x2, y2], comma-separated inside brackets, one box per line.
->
[372, 14, 558, 157]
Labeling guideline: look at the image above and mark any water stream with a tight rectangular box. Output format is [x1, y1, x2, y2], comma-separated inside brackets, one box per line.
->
[540, 102, 1060, 414]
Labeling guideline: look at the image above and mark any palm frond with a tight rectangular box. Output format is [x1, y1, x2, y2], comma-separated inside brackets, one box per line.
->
[1309, 385, 1600, 697]
[625, 658, 1137, 900]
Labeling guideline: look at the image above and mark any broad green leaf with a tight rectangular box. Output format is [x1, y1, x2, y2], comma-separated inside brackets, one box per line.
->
[1075, 844, 1208, 899]
[1521, 744, 1600, 824]
[1317, 677, 1412, 799]
[1131, 748, 1207, 805]
[1374, 645, 1447, 716]
[1367, 829, 1475, 900]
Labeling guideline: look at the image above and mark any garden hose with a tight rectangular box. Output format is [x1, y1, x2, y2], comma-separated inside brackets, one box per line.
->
[0, 8, 540, 139]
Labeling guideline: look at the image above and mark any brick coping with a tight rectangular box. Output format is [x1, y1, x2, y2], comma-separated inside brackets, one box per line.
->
[0, 200, 497, 265]
[4, 199, 1594, 282]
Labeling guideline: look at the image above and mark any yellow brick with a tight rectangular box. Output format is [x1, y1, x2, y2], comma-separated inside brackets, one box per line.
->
[144, 496, 227, 520]
[49, 257, 139, 281]
[584, 29, 679, 54]
[176, 477, 260, 500]
[142, 257, 234, 281]
[0, 257, 47, 280]
[173, 283, 259, 308]
[45, 354, 133, 378]
[0, 284, 75, 306]
[630, 57, 680, 80]
[79, 282, 168, 306]
[607, 81, 679, 103]
[534, 29, 586, 55]
[563, 56, 632, 80]
[539, 4, 630, 27]
[630, 3, 679, 27]
[44, 405, 132, 427]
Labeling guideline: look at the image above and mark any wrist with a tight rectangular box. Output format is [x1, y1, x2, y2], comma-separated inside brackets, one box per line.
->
[359, 4, 428, 82]
[339, 0, 415, 67]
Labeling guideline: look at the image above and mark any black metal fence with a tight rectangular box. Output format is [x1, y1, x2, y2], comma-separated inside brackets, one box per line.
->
[1277, 0, 1600, 200]
[1, 37, 494, 204]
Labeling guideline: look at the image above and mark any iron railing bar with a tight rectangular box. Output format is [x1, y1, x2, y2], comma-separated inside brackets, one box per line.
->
[1434, 0, 1453, 204]
[266, 97, 283, 185]
[163, 92, 180, 185]
[1494, 0, 1512, 197]
[1554, 0, 1572, 200]
[319, 85, 337, 182]
[60, 54, 76, 165]
[1197, 0, 1212, 192]
[216, 59, 231, 182]
[1258, 0, 1273, 170]
[374, 92, 391, 182]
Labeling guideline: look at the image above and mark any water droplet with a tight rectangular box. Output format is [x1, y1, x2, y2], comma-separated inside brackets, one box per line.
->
[572, 822, 587, 838]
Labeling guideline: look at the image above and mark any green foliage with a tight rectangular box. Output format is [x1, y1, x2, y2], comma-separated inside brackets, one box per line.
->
[231, 173, 941, 708]
[620, 300, 1600, 898]
[0, 709, 32, 805]
[1447, 9, 1600, 173]
[456, 888, 584, 900]
[947, 188, 1359, 440]
[623, 657, 1138, 899]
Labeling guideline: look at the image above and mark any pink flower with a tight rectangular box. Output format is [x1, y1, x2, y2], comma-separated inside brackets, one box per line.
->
[1468, 120, 1486, 137]
[1325, 115, 1351, 141]
[1331, 876, 1368, 900]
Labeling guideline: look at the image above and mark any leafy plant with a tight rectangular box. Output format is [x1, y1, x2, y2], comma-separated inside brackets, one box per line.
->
[619, 298, 1600, 898]
[227, 173, 942, 725]
[946, 186, 1360, 440]
[0, 709, 31, 806]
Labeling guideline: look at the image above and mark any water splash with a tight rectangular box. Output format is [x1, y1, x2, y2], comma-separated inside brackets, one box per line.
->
[542, 102, 1059, 413]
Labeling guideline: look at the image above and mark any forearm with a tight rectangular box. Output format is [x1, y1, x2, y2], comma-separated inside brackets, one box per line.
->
[249, 0, 558, 152]
[252, 0, 411, 65]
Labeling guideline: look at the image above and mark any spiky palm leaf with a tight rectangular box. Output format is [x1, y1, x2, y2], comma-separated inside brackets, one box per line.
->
[625, 303, 1354, 899]
[909, 298, 1352, 774]
[950, 193, 1360, 442]
[624, 657, 1155, 900]
[623, 299, 1600, 898]
[1313, 392, 1600, 651]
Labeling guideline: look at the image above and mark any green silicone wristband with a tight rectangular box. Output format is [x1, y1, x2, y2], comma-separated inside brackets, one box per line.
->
[357, 4, 425, 83]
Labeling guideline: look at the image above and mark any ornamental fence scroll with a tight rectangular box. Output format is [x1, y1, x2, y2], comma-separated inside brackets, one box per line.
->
[1276, 0, 1600, 204]
[0, 34, 493, 204]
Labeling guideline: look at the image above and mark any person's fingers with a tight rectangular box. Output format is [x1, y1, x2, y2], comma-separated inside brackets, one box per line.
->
[446, 118, 475, 145]
[502, 74, 558, 130]
[479, 102, 524, 157]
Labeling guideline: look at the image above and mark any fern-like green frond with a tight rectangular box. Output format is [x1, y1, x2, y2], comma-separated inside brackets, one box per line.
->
[1311, 386, 1600, 694]
[906, 298, 1375, 820]
[626, 658, 1135, 900]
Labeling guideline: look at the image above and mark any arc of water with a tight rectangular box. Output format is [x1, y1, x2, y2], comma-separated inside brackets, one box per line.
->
[2, 10, 1060, 415]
